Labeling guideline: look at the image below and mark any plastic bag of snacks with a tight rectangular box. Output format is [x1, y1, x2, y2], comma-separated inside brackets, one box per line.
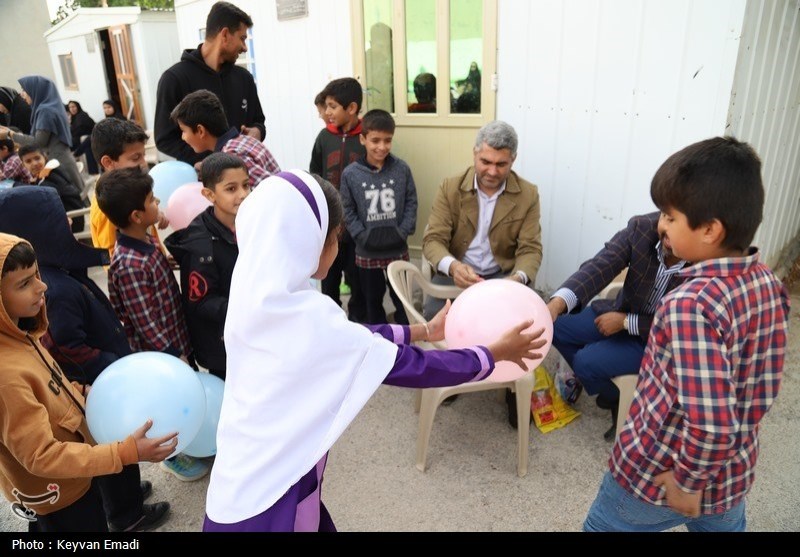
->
[530, 365, 581, 433]
[554, 359, 583, 405]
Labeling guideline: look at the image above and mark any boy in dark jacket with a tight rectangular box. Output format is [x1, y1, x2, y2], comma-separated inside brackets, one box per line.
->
[340, 109, 418, 324]
[309, 77, 366, 321]
[0, 186, 171, 532]
[18, 145, 86, 233]
[165, 153, 249, 379]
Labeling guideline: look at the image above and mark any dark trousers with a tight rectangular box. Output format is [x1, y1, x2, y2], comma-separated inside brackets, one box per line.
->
[73, 136, 98, 175]
[28, 481, 108, 532]
[552, 305, 645, 401]
[358, 266, 408, 325]
[95, 463, 144, 529]
[321, 231, 365, 320]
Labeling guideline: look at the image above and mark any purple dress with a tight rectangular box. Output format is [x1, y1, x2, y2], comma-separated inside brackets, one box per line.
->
[203, 324, 493, 532]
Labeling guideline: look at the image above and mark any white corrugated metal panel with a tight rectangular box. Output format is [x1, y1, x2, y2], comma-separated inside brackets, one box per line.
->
[173, 0, 353, 170]
[727, 0, 800, 269]
[498, 0, 746, 291]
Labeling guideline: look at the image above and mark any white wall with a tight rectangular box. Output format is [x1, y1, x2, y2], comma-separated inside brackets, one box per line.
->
[131, 14, 182, 130]
[46, 30, 109, 123]
[498, 0, 746, 291]
[0, 0, 56, 86]
[174, 0, 353, 169]
[727, 0, 800, 269]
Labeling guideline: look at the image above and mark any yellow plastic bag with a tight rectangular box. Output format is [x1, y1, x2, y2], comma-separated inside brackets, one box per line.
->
[530, 365, 580, 433]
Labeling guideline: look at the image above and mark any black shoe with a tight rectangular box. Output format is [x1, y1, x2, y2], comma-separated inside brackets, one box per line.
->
[441, 394, 459, 406]
[595, 394, 617, 410]
[140, 480, 152, 501]
[506, 389, 532, 430]
[603, 406, 619, 442]
[109, 502, 170, 533]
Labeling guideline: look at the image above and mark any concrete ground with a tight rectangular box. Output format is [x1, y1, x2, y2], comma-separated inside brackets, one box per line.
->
[1, 265, 798, 532]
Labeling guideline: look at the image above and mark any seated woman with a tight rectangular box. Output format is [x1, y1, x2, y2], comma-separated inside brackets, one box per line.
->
[103, 99, 127, 120]
[67, 101, 97, 175]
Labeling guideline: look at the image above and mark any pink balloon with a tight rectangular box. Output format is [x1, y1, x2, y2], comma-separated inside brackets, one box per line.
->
[166, 182, 212, 231]
[444, 279, 554, 383]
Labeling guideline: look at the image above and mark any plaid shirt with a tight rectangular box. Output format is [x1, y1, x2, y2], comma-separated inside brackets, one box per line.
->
[217, 127, 280, 188]
[108, 232, 192, 358]
[0, 154, 32, 182]
[610, 249, 790, 513]
[355, 251, 410, 270]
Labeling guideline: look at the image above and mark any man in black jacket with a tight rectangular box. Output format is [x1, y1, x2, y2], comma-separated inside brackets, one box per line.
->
[154, 2, 265, 165]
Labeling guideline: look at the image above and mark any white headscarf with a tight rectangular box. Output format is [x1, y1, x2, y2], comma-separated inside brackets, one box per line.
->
[205, 170, 399, 523]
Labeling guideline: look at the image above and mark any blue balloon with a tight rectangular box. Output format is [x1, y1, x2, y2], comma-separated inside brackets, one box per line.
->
[149, 161, 197, 206]
[86, 352, 206, 457]
[183, 373, 225, 458]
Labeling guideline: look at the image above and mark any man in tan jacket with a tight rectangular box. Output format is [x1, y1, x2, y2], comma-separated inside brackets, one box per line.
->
[423, 120, 543, 320]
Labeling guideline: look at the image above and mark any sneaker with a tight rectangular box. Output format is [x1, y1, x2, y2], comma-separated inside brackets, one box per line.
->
[159, 453, 210, 482]
[140, 480, 152, 501]
[339, 281, 351, 296]
[109, 502, 170, 532]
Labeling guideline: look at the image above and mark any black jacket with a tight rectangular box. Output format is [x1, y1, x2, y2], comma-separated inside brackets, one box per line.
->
[0, 186, 131, 384]
[309, 121, 365, 188]
[154, 46, 266, 165]
[69, 107, 95, 148]
[164, 207, 238, 374]
[15, 167, 87, 232]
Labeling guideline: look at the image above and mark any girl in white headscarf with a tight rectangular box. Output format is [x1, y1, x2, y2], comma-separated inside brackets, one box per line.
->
[204, 170, 545, 532]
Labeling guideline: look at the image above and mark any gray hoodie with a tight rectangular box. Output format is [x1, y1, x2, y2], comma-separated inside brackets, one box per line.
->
[340, 154, 418, 260]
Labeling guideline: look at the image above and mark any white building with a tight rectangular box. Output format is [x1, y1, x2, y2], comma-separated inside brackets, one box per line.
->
[168, 0, 799, 291]
[44, 6, 179, 131]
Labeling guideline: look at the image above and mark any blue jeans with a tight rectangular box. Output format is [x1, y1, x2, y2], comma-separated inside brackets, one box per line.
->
[553, 306, 646, 401]
[584, 472, 746, 532]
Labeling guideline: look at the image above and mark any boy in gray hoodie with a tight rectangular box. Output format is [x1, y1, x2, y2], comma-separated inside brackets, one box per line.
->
[340, 109, 418, 324]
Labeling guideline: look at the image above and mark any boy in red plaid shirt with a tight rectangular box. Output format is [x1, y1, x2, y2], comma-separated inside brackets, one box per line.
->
[170, 90, 279, 189]
[584, 137, 790, 531]
[95, 167, 210, 483]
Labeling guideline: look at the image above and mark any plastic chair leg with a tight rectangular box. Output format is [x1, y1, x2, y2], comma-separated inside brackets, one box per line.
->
[514, 372, 534, 477]
[415, 388, 449, 472]
[414, 389, 422, 413]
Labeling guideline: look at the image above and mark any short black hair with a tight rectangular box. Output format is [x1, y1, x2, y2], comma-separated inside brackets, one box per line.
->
[91, 118, 148, 162]
[2, 241, 36, 277]
[170, 90, 229, 137]
[18, 145, 45, 159]
[311, 174, 343, 241]
[650, 136, 764, 251]
[321, 78, 363, 113]
[94, 167, 153, 229]
[200, 152, 248, 189]
[0, 138, 14, 152]
[361, 109, 395, 135]
[314, 90, 326, 107]
[205, 1, 253, 38]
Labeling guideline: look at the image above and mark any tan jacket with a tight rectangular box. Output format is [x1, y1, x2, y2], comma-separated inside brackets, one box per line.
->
[0, 234, 138, 517]
[422, 167, 543, 281]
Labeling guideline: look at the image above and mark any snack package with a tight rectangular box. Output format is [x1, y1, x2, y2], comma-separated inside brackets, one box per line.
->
[530, 365, 581, 433]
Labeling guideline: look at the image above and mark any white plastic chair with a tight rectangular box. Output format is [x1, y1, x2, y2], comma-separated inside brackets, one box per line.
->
[611, 374, 638, 438]
[387, 260, 535, 477]
[66, 207, 91, 242]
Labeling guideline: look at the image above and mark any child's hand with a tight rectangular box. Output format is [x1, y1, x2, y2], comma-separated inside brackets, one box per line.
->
[426, 299, 451, 342]
[654, 470, 702, 518]
[157, 210, 169, 230]
[487, 320, 547, 371]
[131, 419, 178, 463]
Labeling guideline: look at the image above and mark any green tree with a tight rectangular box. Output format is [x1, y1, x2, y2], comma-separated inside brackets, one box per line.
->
[52, 0, 175, 24]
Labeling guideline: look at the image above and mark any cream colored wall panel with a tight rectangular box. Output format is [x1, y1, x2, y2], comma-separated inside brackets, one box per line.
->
[728, 0, 800, 268]
[498, 0, 746, 291]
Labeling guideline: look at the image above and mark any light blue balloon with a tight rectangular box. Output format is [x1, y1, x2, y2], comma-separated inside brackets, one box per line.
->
[183, 373, 225, 458]
[86, 352, 206, 457]
[149, 161, 197, 206]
